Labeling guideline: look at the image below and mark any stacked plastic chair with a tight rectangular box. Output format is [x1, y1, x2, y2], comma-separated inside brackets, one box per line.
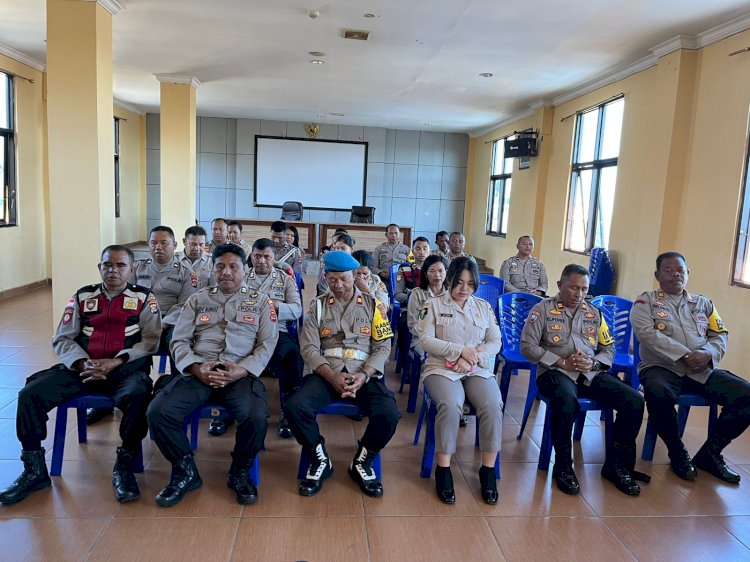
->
[588, 247, 614, 297]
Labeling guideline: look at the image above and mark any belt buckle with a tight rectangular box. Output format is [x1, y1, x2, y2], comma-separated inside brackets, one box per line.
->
[343, 348, 356, 360]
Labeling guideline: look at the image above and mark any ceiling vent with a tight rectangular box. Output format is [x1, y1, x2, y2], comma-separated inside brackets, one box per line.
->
[343, 29, 371, 41]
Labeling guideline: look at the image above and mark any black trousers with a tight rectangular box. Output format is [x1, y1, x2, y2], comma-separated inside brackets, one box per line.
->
[17, 359, 153, 451]
[283, 374, 400, 452]
[536, 369, 644, 467]
[268, 331, 304, 399]
[396, 313, 410, 362]
[640, 367, 750, 454]
[147, 374, 268, 463]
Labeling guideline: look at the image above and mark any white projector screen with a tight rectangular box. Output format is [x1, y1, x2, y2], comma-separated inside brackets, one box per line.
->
[254, 136, 368, 211]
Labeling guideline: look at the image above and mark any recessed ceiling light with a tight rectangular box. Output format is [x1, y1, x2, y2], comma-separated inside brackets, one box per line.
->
[315, 114, 326, 119]
[310, 59, 325, 65]
[479, 72, 493, 78]
[424, 123, 432, 127]
[363, 13, 377, 18]
[308, 51, 326, 57]
[329, 112, 345, 116]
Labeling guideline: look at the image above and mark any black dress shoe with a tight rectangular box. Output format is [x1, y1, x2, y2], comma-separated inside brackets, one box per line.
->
[601, 462, 640, 496]
[277, 415, 293, 439]
[155, 454, 203, 508]
[553, 465, 580, 495]
[669, 444, 697, 481]
[207, 417, 235, 437]
[479, 465, 498, 505]
[227, 457, 259, 505]
[435, 466, 455, 504]
[693, 445, 741, 484]
[86, 407, 114, 425]
[348, 442, 383, 498]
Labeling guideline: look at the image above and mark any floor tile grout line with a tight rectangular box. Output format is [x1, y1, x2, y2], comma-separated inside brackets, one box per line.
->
[82, 513, 117, 562]
[226, 509, 243, 562]
[599, 515, 642, 561]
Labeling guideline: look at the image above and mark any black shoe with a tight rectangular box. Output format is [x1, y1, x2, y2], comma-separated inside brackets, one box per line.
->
[227, 456, 259, 505]
[348, 441, 383, 498]
[479, 465, 498, 505]
[112, 447, 140, 503]
[459, 415, 468, 428]
[434, 466, 455, 504]
[155, 454, 203, 507]
[0, 449, 52, 505]
[277, 415, 293, 439]
[86, 407, 114, 425]
[553, 465, 580, 495]
[346, 414, 364, 422]
[669, 444, 697, 481]
[693, 444, 741, 484]
[207, 417, 235, 437]
[601, 461, 641, 496]
[299, 439, 333, 497]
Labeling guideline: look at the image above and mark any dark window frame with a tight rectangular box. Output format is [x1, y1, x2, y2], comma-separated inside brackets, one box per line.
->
[0, 72, 16, 227]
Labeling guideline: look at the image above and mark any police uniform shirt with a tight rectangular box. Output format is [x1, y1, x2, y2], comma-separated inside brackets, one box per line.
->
[54, 283, 162, 369]
[273, 243, 303, 275]
[417, 292, 501, 382]
[520, 295, 615, 383]
[170, 284, 279, 377]
[394, 263, 422, 304]
[245, 266, 302, 333]
[300, 287, 392, 380]
[630, 289, 728, 384]
[179, 252, 214, 290]
[373, 242, 410, 276]
[407, 286, 443, 338]
[447, 251, 477, 265]
[432, 249, 450, 259]
[364, 274, 389, 306]
[132, 257, 196, 324]
[498, 255, 548, 294]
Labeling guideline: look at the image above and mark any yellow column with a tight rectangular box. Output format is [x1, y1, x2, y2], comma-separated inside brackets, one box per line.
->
[47, 0, 119, 319]
[156, 75, 199, 234]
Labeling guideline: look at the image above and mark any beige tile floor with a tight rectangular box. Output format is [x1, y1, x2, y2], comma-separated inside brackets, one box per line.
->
[0, 285, 749, 561]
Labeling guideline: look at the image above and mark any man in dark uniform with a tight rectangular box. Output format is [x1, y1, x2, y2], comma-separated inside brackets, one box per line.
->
[284, 251, 400, 498]
[631, 252, 750, 483]
[147, 244, 278, 507]
[521, 264, 647, 496]
[0, 246, 161, 505]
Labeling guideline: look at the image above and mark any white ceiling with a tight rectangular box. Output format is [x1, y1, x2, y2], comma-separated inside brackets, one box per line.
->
[1, 0, 749, 133]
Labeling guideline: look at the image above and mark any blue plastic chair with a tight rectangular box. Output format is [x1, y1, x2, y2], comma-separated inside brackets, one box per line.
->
[475, 276, 504, 321]
[294, 272, 304, 331]
[296, 401, 382, 480]
[591, 295, 636, 387]
[414, 386, 500, 479]
[588, 247, 614, 297]
[51, 394, 144, 477]
[389, 262, 411, 371]
[634, 337, 719, 461]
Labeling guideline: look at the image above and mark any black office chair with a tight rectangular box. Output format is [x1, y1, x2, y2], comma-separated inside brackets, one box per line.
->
[281, 201, 303, 221]
[350, 205, 375, 224]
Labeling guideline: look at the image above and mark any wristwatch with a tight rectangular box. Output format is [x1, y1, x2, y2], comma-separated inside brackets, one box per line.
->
[591, 360, 601, 372]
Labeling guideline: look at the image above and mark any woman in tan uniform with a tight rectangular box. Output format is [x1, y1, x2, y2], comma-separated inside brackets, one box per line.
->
[418, 257, 502, 505]
[407, 254, 448, 353]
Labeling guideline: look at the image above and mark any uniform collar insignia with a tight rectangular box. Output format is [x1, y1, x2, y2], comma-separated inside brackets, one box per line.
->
[556, 302, 564, 309]
[248, 270, 255, 278]
[657, 291, 665, 298]
[356, 295, 363, 305]
[210, 287, 218, 294]
[328, 296, 335, 305]
[581, 302, 587, 310]
[241, 286, 248, 293]
[687, 293, 695, 303]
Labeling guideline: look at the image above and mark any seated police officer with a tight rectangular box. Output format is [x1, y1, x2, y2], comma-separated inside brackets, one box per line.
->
[521, 264, 647, 496]
[498, 235, 548, 295]
[0, 246, 161, 505]
[284, 251, 400, 498]
[147, 244, 278, 507]
[631, 252, 750, 483]
[180, 225, 213, 290]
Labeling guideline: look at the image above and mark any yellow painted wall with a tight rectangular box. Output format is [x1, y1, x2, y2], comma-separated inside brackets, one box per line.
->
[114, 105, 146, 243]
[465, 28, 750, 374]
[0, 55, 47, 293]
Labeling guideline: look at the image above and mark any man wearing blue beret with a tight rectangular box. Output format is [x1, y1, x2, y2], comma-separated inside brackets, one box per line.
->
[284, 251, 400, 498]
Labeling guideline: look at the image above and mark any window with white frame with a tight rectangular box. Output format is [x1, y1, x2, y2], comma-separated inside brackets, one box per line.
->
[486, 135, 514, 237]
[0, 71, 16, 227]
[564, 96, 624, 252]
[733, 133, 750, 286]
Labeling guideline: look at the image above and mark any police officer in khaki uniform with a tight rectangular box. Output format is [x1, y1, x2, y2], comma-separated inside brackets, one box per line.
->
[0, 246, 162, 506]
[270, 220, 303, 275]
[498, 235, 548, 295]
[227, 220, 252, 256]
[352, 250, 390, 305]
[418, 257, 502, 505]
[394, 237, 431, 304]
[207, 217, 229, 254]
[446, 232, 477, 264]
[284, 251, 400, 498]
[407, 255, 448, 354]
[373, 223, 410, 283]
[631, 252, 750, 484]
[521, 264, 646, 496]
[180, 225, 213, 290]
[433, 231, 450, 259]
[147, 244, 279, 507]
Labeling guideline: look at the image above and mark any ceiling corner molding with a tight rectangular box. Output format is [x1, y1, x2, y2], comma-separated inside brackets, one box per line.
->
[529, 100, 549, 110]
[469, 106, 536, 138]
[696, 11, 750, 48]
[114, 98, 144, 115]
[650, 35, 698, 58]
[97, 0, 124, 16]
[154, 73, 202, 88]
[551, 54, 656, 107]
[0, 41, 45, 72]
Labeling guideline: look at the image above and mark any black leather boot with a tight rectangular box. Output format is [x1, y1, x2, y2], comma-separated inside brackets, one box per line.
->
[227, 453, 258, 504]
[693, 439, 741, 484]
[552, 464, 580, 495]
[601, 443, 641, 496]
[299, 439, 333, 497]
[348, 441, 383, 497]
[277, 415, 292, 439]
[479, 465, 498, 505]
[155, 454, 203, 507]
[668, 442, 697, 481]
[435, 466, 455, 504]
[112, 447, 140, 503]
[0, 449, 51, 505]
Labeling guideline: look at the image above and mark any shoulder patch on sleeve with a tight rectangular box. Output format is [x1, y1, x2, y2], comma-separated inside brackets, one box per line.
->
[708, 306, 727, 333]
[598, 318, 614, 346]
[371, 299, 393, 341]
